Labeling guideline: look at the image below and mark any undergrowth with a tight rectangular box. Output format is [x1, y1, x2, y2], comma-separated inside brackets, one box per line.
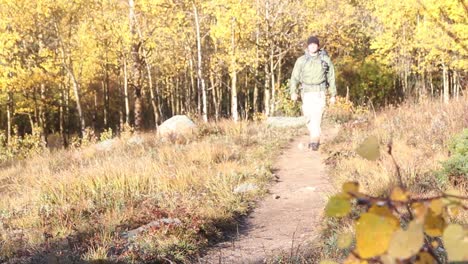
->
[0, 120, 302, 263]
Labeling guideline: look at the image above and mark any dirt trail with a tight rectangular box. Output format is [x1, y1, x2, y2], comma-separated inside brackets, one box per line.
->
[199, 126, 340, 264]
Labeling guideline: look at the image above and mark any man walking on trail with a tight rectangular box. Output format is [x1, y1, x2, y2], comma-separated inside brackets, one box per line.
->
[290, 36, 336, 151]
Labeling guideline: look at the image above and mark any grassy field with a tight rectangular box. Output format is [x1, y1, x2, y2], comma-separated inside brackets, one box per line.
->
[1, 98, 466, 263]
[315, 98, 468, 262]
[0, 121, 302, 263]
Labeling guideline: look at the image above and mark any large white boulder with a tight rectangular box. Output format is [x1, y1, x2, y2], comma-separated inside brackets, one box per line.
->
[158, 115, 197, 137]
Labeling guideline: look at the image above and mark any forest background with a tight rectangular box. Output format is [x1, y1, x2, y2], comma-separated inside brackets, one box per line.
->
[0, 0, 465, 148]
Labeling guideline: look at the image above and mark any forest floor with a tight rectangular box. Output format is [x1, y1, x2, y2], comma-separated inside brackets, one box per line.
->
[199, 125, 340, 263]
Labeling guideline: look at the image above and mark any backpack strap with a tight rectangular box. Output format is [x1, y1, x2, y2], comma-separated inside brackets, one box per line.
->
[319, 50, 330, 88]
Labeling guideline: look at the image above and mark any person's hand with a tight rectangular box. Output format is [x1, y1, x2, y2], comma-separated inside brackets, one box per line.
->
[291, 93, 298, 101]
[329, 96, 336, 105]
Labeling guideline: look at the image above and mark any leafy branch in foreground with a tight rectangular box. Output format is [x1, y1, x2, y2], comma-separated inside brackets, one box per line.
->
[322, 136, 468, 264]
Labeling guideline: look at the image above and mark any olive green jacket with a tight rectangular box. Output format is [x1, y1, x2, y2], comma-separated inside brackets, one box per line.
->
[290, 51, 336, 97]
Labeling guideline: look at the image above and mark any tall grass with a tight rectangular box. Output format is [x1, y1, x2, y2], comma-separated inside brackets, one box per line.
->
[316, 98, 468, 262]
[325, 98, 468, 195]
[0, 120, 302, 263]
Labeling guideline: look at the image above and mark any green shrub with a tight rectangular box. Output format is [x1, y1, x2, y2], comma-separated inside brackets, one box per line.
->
[0, 126, 45, 162]
[99, 127, 114, 141]
[437, 129, 468, 186]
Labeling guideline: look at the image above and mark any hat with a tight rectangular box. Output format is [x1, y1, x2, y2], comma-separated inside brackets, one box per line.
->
[307, 36, 320, 46]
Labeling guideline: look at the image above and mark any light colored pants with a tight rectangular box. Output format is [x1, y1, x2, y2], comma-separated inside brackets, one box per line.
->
[302, 91, 326, 142]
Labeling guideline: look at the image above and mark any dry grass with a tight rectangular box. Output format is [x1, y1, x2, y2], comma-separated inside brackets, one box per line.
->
[315, 97, 468, 262]
[0, 120, 302, 263]
[325, 98, 468, 195]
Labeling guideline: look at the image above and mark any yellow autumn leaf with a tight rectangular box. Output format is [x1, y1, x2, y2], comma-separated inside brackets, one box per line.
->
[414, 252, 436, 264]
[325, 194, 352, 217]
[387, 221, 424, 259]
[368, 205, 400, 227]
[429, 199, 443, 216]
[390, 187, 409, 202]
[447, 205, 460, 217]
[342, 181, 359, 197]
[443, 224, 468, 262]
[424, 209, 446, 237]
[355, 212, 399, 259]
[412, 202, 428, 223]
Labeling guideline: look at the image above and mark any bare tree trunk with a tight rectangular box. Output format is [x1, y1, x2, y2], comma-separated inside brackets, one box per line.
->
[210, 71, 220, 121]
[188, 58, 196, 114]
[187, 47, 201, 117]
[6, 90, 13, 144]
[442, 63, 449, 104]
[253, 0, 260, 114]
[270, 45, 276, 115]
[92, 88, 98, 132]
[123, 56, 131, 126]
[170, 79, 176, 116]
[71, 74, 85, 137]
[103, 70, 110, 128]
[218, 74, 223, 118]
[264, 65, 271, 116]
[27, 114, 34, 134]
[449, 70, 453, 100]
[39, 83, 48, 147]
[33, 87, 39, 125]
[155, 81, 163, 120]
[245, 73, 250, 119]
[59, 85, 64, 143]
[404, 69, 408, 98]
[421, 71, 427, 99]
[230, 17, 239, 122]
[346, 86, 350, 102]
[55, 24, 85, 138]
[61, 55, 85, 137]
[450, 70, 457, 101]
[193, 3, 208, 122]
[184, 69, 190, 113]
[119, 75, 125, 132]
[175, 77, 180, 114]
[277, 49, 282, 92]
[454, 71, 459, 100]
[134, 14, 159, 128]
[146, 63, 160, 128]
[253, 64, 259, 114]
[132, 62, 143, 131]
[227, 76, 231, 116]
[253, 73, 259, 114]
[65, 78, 71, 145]
[129, 0, 143, 131]
[178, 78, 183, 114]
[59, 83, 68, 148]
[264, 0, 271, 116]
[430, 72, 434, 98]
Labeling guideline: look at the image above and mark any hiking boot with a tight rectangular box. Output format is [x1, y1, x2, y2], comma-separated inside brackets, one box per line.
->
[308, 142, 320, 151]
